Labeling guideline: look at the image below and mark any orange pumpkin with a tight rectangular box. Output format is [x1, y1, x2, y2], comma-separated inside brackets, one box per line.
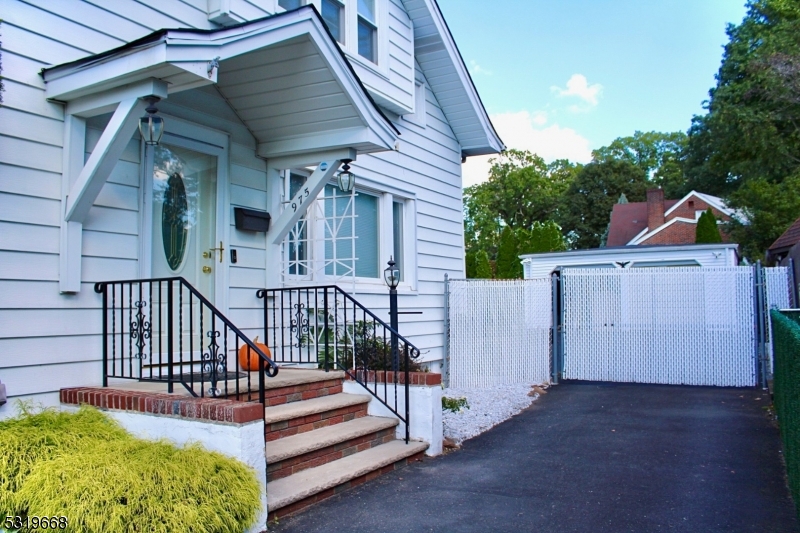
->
[239, 336, 271, 371]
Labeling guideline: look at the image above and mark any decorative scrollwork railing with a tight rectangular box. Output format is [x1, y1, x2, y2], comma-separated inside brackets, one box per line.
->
[256, 285, 421, 443]
[95, 277, 278, 402]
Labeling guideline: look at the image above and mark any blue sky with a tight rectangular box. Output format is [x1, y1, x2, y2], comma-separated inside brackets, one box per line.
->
[436, 0, 749, 186]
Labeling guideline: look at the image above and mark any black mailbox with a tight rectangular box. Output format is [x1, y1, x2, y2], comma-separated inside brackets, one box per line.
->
[234, 207, 271, 232]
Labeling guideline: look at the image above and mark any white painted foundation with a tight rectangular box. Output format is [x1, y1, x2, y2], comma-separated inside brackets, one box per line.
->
[343, 381, 443, 456]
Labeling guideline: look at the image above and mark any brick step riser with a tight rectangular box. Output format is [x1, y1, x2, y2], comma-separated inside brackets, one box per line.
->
[229, 378, 344, 405]
[265, 403, 368, 441]
[267, 427, 397, 481]
[268, 451, 426, 521]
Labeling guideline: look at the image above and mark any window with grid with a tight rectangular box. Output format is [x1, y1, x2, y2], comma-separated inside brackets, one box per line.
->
[357, 0, 377, 62]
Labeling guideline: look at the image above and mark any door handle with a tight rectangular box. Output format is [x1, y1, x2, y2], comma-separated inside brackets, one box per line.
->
[202, 266, 212, 274]
[209, 241, 225, 263]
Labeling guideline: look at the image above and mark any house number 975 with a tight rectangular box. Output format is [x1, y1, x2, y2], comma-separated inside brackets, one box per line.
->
[291, 188, 311, 212]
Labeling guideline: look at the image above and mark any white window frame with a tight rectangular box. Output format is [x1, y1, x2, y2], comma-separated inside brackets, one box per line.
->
[308, 0, 389, 74]
[280, 169, 417, 292]
[274, 0, 306, 12]
[404, 80, 427, 128]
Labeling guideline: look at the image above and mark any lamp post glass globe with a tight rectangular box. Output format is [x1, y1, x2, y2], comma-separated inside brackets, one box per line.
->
[337, 161, 355, 193]
[384, 257, 400, 289]
[138, 98, 164, 146]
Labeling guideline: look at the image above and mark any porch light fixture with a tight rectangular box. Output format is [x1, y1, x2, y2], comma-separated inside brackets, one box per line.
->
[337, 159, 355, 193]
[383, 256, 400, 289]
[138, 96, 164, 146]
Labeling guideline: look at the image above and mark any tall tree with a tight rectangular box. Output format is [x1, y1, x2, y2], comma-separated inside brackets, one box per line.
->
[683, 0, 800, 258]
[495, 226, 522, 279]
[474, 250, 493, 279]
[463, 149, 577, 257]
[517, 221, 568, 255]
[592, 131, 688, 198]
[560, 160, 648, 249]
[695, 208, 723, 243]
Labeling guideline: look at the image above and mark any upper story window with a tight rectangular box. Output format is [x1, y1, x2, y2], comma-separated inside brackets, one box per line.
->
[357, 0, 377, 62]
[321, 0, 345, 43]
[313, 0, 381, 65]
[278, 0, 303, 9]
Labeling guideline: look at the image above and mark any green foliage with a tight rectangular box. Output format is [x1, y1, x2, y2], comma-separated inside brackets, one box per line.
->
[727, 173, 800, 259]
[517, 221, 568, 255]
[770, 310, 800, 521]
[592, 130, 689, 198]
[474, 249, 493, 279]
[0, 404, 129, 514]
[465, 251, 477, 279]
[442, 396, 469, 413]
[560, 160, 648, 249]
[463, 150, 576, 257]
[495, 226, 521, 279]
[695, 208, 723, 243]
[683, 0, 800, 257]
[0, 405, 262, 533]
[316, 320, 423, 372]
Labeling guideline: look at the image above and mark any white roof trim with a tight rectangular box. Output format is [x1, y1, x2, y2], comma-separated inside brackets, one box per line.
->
[629, 216, 701, 245]
[404, 0, 504, 156]
[43, 7, 398, 155]
[663, 190, 733, 218]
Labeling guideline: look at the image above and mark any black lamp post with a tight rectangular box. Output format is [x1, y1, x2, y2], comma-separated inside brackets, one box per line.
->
[384, 257, 400, 371]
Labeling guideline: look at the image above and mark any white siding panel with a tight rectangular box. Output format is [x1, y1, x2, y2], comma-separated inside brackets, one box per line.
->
[0, 165, 61, 200]
[0, 50, 48, 89]
[23, 0, 153, 42]
[0, 281, 102, 310]
[0, 335, 103, 367]
[0, 361, 102, 397]
[0, 194, 61, 227]
[0, 22, 89, 65]
[0, 108, 63, 147]
[0, 222, 59, 254]
[0, 251, 59, 281]
[0, 135, 62, 173]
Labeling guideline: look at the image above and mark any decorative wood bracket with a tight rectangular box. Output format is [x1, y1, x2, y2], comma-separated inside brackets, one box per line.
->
[267, 160, 344, 245]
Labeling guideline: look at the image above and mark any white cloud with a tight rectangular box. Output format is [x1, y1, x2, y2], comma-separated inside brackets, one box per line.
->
[462, 110, 593, 188]
[469, 60, 493, 76]
[551, 74, 603, 111]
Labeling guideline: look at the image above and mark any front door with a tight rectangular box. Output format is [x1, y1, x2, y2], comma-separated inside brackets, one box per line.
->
[151, 142, 218, 299]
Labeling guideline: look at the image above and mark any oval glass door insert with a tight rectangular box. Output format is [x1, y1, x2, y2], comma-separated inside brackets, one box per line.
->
[162, 172, 189, 271]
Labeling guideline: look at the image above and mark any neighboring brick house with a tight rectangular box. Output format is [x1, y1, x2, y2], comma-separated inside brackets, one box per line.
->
[767, 216, 800, 301]
[606, 189, 735, 246]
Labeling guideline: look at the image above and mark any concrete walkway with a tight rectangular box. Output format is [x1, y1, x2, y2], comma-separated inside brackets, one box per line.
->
[270, 382, 798, 533]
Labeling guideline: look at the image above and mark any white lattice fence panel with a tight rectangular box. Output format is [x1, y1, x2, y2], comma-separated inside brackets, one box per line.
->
[764, 266, 792, 372]
[562, 267, 756, 387]
[448, 279, 551, 388]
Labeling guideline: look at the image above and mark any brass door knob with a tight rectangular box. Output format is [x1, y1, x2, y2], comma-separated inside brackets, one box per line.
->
[202, 266, 212, 274]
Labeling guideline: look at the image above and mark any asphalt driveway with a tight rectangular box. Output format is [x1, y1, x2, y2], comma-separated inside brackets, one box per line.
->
[271, 382, 798, 533]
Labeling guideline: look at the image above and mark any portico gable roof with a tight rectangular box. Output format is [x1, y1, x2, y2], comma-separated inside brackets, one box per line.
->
[42, 6, 399, 159]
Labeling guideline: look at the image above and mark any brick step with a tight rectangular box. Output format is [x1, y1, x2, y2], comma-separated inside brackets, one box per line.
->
[264, 393, 370, 442]
[267, 439, 428, 519]
[266, 416, 399, 480]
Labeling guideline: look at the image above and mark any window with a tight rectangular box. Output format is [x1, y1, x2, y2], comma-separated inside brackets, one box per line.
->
[392, 200, 403, 281]
[324, 186, 379, 278]
[287, 173, 308, 275]
[321, 0, 344, 43]
[278, 0, 303, 9]
[357, 0, 377, 61]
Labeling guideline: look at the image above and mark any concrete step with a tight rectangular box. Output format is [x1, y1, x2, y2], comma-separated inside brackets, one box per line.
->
[264, 393, 371, 441]
[267, 439, 429, 517]
[266, 416, 399, 480]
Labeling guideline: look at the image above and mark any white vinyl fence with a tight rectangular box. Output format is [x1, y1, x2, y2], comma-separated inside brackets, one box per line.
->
[765, 266, 793, 371]
[561, 267, 757, 387]
[447, 279, 551, 388]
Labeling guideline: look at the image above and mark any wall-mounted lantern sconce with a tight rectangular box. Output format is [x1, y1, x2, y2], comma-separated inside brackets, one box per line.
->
[338, 159, 355, 193]
[138, 96, 164, 146]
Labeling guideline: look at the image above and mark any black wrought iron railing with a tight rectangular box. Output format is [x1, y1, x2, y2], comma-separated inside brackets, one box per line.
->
[95, 277, 278, 402]
[256, 285, 421, 442]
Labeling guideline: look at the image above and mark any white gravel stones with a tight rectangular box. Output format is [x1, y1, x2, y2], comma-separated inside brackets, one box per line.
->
[442, 383, 541, 444]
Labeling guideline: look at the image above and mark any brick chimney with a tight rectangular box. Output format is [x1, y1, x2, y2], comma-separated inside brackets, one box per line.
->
[646, 188, 665, 230]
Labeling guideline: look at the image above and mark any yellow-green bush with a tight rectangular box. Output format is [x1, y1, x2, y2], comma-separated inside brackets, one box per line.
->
[0, 403, 130, 513]
[0, 404, 262, 533]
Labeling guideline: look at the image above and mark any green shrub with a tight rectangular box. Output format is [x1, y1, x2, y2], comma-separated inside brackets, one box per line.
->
[0, 404, 262, 533]
[0, 404, 130, 514]
[316, 321, 423, 373]
[695, 208, 723, 243]
[474, 250, 493, 279]
[442, 396, 469, 413]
